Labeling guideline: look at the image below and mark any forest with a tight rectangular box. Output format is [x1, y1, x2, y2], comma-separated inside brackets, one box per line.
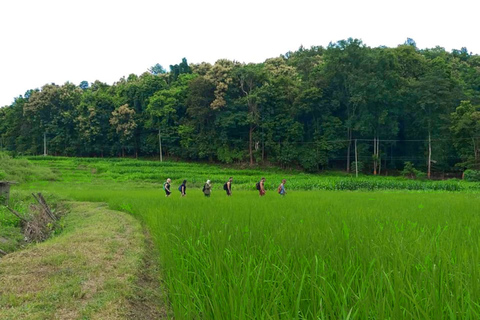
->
[1, 38, 479, 175]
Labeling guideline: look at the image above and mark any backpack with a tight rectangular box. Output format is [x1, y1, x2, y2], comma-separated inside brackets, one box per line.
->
[163, 182, 167, 190]
[178, 185, 183, 192]
[278, 184, 283, 194]
[256, 182, 261, 190]
[223, 183, 228, 191]
[202, 184, 206, 192]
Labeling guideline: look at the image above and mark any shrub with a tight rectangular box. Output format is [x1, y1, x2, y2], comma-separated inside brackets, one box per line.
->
[401, 161, 426, 179]
[350, 161, 364, 173]
[464, 169, 480, 182]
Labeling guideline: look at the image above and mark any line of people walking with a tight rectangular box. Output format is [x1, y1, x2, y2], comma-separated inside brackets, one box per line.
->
[163, 177, 287, 197]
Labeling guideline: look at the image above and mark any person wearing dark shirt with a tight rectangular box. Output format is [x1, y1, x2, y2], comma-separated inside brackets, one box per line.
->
[164, 178, 171, 197]
[180, 180, 187, 197]
[225, 177, 232, 196]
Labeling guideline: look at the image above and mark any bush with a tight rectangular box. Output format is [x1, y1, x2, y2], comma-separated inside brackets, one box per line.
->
[401, 161, 426, 179]
[464, 169, 480, 182]
[350, 161, 364, 173]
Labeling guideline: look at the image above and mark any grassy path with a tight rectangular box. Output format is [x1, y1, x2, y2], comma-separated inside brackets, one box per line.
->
[0, 202, 168, 320]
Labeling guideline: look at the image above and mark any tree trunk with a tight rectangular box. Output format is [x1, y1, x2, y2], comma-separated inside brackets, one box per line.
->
[377, 137, 380, 175]
[374, 137, 376, 175]
[378, 143, 382, 175]
[262, 140, 265, 162]
[346, 128, 352, 172]
[249, 125, 254, 165]
[428, 130, 432, 179]
[355, 139, 358, 178]
[473, 137, 478, 165]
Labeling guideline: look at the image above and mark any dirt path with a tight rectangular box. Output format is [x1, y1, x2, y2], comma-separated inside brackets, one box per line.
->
[0, 202, 170, 320]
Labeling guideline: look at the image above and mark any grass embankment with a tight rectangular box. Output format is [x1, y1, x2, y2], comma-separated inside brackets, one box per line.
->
[0, 202, 168, 320]
[27, 156, 479, 191]
[0, 153, 57, 183]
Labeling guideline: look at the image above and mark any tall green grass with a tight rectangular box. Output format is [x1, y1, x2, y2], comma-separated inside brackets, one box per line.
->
[37, 183, 480, 319]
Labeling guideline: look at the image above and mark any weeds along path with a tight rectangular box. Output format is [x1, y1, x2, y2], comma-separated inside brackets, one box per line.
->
[0, 202, 168, 320]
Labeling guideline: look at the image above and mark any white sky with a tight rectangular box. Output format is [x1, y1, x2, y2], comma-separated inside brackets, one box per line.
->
[1, 0, 479, 107]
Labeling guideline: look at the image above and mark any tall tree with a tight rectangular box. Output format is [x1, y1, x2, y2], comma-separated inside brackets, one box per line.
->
[110, 104, 137, 157]
[415, 56, 458, 178]
[322, 38, 368, 172]
[450, 101, 480, 169]
[235, 63, 266, 165]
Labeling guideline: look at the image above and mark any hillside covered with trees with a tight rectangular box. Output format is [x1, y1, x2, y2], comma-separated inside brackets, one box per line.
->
[1, 38, 479, 175]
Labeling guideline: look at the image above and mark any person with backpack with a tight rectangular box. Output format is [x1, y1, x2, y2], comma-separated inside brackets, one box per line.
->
[278, 179, 286, 196]
[256, 177, 266, 196]
[224, 177, 232, 196]
[179, 180, 187, 197]
[163, 178, 172, 197]
[203, 180, 212, 197]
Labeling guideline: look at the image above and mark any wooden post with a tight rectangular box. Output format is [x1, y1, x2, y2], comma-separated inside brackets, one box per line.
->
[377, 137, 380, 175]
[44, 132, 47, 156]
[0, 182, 10, 206]
[346, 129, 352, 173]
[159, 128, 163, 162]
[38, 193, 55, 219]
[32, 193, 57, 221]
[428, 131, 432, 179]
[355, 139, 358, 178]
[0, 248, 7, 256]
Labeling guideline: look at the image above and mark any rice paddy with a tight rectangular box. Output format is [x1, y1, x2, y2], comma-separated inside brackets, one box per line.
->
[5, 156, 480, 319]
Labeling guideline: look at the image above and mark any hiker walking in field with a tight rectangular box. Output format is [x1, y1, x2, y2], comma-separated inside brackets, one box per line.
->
[224, 177, 232, 196]
[164, 178, 172, 197]
[256, 177, 266, 196]
[203, 180, 212, 197]
[179, 180, 187, 197]
[278, 179, 286, 196]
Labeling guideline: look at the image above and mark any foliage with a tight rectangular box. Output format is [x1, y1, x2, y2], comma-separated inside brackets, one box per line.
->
[350, 161, 364, 173]
[450, 101, 480, 168]
[401, 161, 426, 179]
[464, 169, 480, 182]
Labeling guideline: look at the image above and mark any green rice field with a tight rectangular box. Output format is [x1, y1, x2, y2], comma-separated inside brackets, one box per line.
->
[4, 156, 480, 319]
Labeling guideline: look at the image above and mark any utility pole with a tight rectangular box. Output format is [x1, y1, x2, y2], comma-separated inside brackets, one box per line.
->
[43, 132, 47, 156]
[428, 131, 432, 179]
[355, 139, 358, 178]
[158, 128, 163, 162]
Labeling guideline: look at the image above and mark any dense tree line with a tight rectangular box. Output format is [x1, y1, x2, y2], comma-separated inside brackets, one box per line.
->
[1, 39, 480, 175]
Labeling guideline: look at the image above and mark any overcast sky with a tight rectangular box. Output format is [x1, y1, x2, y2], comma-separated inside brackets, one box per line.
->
[1, 0, 478, 107]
